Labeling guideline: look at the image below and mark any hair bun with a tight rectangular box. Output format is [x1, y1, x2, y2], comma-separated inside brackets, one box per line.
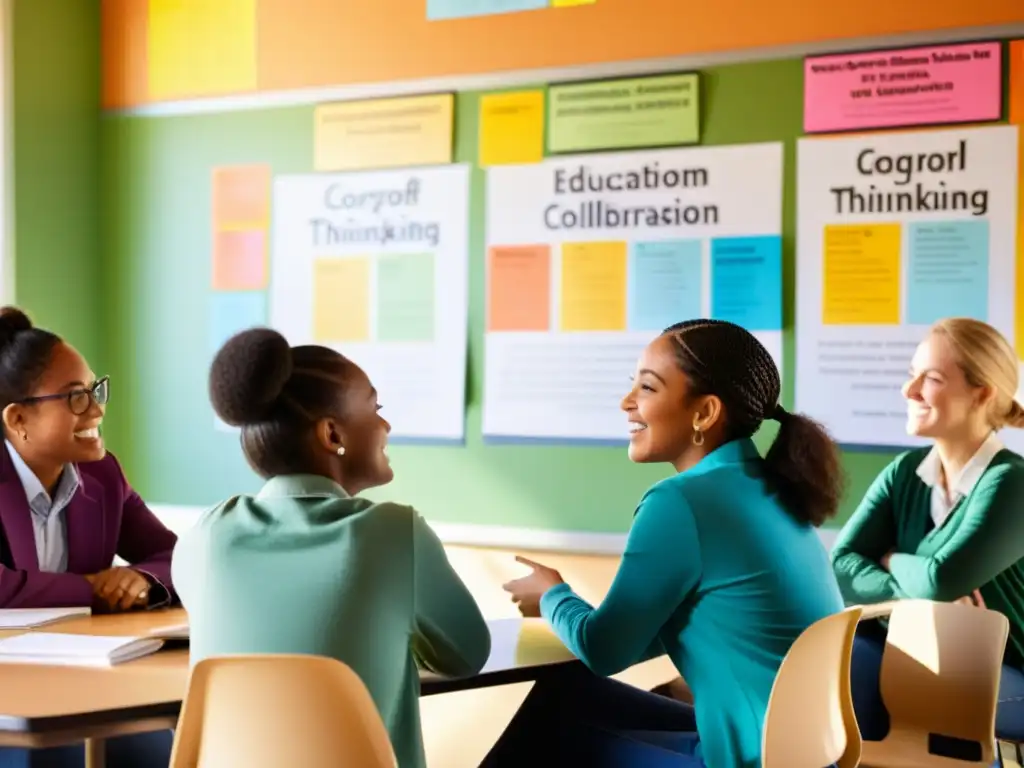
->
[0, 306, 34, 346]
[209, 328, 293, 426]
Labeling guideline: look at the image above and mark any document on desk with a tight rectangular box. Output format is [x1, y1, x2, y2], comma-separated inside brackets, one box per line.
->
[0, 633, 164, 667]
[0, 607, 91, 629]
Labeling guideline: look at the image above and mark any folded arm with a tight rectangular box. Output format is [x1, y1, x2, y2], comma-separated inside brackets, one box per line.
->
[412, 512, 491, 677]
[887, 465, 1024, 601]
[0, 565, 93, 608]
[540, 485, 700, 677]
[831, 460, 905, 605]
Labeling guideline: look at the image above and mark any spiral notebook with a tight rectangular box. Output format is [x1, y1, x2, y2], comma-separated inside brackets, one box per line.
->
[0, 632, 164, 666]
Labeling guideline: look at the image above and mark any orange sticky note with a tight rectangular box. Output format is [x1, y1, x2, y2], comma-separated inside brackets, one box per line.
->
[212, 165, 271, 227]
[488, 245, 551, 331]
[212, 230, 267, 290]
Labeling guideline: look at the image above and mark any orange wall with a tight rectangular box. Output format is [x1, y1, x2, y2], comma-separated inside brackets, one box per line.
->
[102, 0, 1024, 109]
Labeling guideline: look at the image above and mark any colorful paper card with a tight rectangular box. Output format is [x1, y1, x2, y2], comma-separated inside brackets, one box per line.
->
[209, 291, 267, 354]
[559, 241, 627, 331]
[804, 41, 1002, 134]
[212, 230, 267, 290]
[488, 245, 552, 331]
[710, 236, 783, 331]
[906, 221, 989, 325]
[1011, 40, 1024, 361]
[822, 223, 902, 325]
[628, 240, 702, 331]
[148, 0, 257, 101]
[312, 258, 371, 342]
[314, 94, 455, 171]
[479, 91, 545, 166]
[427, 0, 546, 20]
[376, 254, 436, 342]
[548, 73, 699, 154]
[212, 165, 271, 227]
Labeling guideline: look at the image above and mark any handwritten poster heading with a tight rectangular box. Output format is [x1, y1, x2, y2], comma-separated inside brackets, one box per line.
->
[804, 41, 1002, 134]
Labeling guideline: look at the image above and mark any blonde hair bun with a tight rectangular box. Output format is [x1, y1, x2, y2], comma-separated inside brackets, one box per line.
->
[931, 318, 1022, 430]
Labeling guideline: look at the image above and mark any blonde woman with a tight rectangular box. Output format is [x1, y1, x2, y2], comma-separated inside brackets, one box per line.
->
[832, 318, 1024, 750]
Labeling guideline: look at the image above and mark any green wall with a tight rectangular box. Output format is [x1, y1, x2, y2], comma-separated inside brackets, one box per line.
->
[100, 56, 906, 532]
[12, 0, 102, 365]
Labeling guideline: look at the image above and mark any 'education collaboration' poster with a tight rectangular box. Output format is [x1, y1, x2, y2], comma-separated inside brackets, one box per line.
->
[484, 143, 784, 443]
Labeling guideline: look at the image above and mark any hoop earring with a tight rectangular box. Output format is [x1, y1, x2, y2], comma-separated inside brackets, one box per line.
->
[692, 424, 704, 447]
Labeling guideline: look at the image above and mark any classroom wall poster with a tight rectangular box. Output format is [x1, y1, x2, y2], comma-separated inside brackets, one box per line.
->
[271, 165, 470, 442]
[795, 125, 1020, 451]
[484, 143, 784, 443]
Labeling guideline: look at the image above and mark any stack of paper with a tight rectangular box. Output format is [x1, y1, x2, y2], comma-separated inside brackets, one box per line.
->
[0, 633, 164, 666]
[0, 607, 91, 629]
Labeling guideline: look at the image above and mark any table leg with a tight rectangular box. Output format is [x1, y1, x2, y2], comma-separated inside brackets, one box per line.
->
[84, 738, 106, 768]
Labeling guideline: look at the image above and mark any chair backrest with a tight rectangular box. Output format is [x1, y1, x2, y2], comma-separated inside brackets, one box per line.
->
[880, 599, 1008, 762]
[169, 654, 397, 768]
[762, 606, 863, 768]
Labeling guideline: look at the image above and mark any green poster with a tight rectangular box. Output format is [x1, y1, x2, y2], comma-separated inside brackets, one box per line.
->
[547, 72, 700, 154]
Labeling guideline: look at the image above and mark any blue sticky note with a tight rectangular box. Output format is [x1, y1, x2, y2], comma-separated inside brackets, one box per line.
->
[628, 240, 703, 331]
[209, 292, 268, 356]
[427, 0, 546, 20]
[710, 236, 782, 331]
[906, 221, 989, 325]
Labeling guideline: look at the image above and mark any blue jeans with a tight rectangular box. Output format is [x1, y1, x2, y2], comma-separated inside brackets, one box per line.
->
[481, 663, 705, 766]
[0, 731, 173, 768]
[851, 619, 1024, 761]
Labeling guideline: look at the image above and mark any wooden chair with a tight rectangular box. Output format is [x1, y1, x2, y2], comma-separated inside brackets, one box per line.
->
[762, 606, 864, 768]
[858, 599, 1009, 768]
[169, 654, 397, 768]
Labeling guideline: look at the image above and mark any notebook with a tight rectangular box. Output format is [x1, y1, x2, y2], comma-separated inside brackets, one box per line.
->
[0, 632, 164, 666]
[0, 607, 91, 629]
[148, 623, 188, 640]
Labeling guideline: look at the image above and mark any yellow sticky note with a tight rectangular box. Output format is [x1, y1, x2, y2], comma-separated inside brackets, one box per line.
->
[313, 258, 371, 342]
[552, 0, 596, 5]
[560, 241, 627, 331]
[148, 0, 257, 101]
[479, 91, 545, 166]
[314, 94, 454, 172]
[823, 224, 901, 325]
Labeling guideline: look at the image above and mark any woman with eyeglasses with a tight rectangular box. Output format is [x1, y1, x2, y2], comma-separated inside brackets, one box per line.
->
[0, 306, 177, 612]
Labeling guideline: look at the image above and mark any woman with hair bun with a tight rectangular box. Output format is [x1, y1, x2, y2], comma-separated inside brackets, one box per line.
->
[0, 305, 178, 768]
[171, 328, 490, 768]
[497, 320, 845, 767]
[0, 306, 176, 608]
[833, 318, 1024, 748]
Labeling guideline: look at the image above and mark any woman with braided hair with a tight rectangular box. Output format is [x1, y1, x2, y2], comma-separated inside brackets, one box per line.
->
[496, 319, 845, 767]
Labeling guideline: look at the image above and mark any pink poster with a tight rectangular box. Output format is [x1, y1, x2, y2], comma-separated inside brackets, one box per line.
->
[804, 41, 1003, 134]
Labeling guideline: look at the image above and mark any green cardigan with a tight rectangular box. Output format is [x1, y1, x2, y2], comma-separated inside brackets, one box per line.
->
[832, 448, 1024, 667]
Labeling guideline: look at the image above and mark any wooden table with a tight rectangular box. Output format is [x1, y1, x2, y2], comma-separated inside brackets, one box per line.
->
[0, 610, 577, 766]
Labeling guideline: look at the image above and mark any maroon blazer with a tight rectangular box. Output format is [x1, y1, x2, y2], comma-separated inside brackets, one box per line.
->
[0, 449, 178, 609]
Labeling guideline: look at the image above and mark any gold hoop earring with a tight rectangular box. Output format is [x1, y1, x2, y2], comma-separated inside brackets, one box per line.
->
[692, 425, 704, 447]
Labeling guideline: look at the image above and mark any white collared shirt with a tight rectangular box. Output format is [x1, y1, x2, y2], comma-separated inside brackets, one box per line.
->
[915, 432, 1004, 529]
[4, 440, 79, 572]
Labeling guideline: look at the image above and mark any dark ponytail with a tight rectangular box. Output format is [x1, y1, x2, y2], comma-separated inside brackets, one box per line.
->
[764, 408, 844, 527]
[663, 320, 845, 527]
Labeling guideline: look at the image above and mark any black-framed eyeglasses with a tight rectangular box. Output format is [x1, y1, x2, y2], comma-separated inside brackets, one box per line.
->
[17, 376, 110, 416]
